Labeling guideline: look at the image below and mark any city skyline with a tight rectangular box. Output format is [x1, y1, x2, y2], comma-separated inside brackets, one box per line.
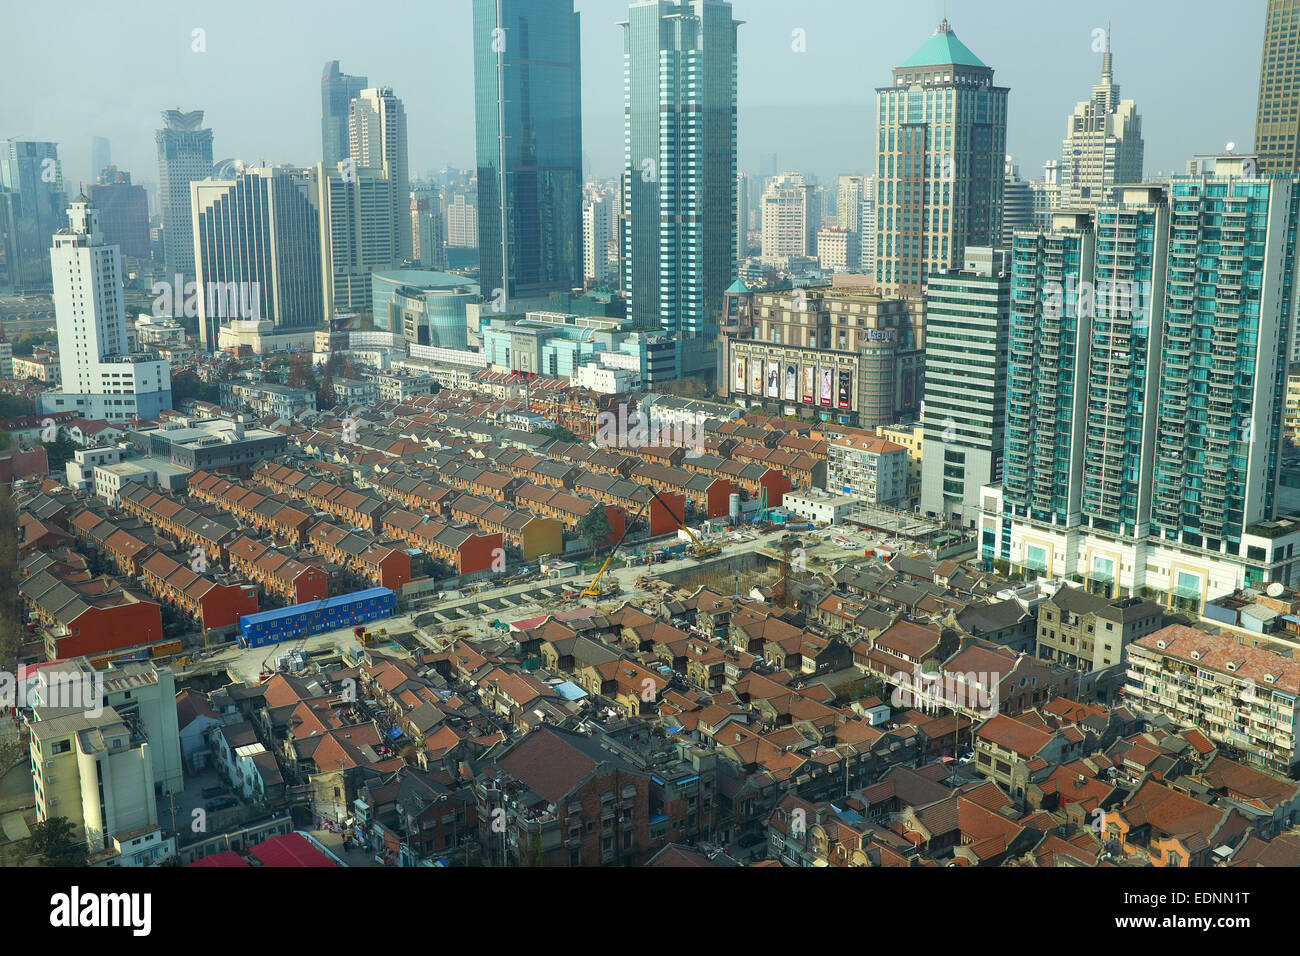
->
[0, 0, 1271, 193]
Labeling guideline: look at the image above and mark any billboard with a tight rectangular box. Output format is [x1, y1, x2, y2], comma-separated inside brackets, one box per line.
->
[784, 362, 797, 402]
[819, 367, 833, 406]
[838, 369, 852, 409]
[734, 356, 746, 393]
[766, 360, 780, 398]
[801, 365, 815, 404]
[750, 359, 763, 395]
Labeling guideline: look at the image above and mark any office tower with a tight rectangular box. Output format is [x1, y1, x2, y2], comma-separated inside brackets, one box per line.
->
[837, 175, 865, 231]
[191, 166, 323, 350]
[1002, 155, 1300, 610]
[88, 167, 150, 260]
[583, 196, 614, 284]
[446, 192, 479, 247]
[759, 153, 778, 178]
[91, 136, 111, 178]
[875, 19, 1007, 295]
[41, 195, 171, 421]
[622, 0, 739, 378]
[0, 140, 65, 291]
[315, 162, 397, 315]
[859, 175, 877, 274]
[155, 110, 213, 280]
[1060, 29, 1144, 209]
[761, 172, 818, 263]
[321, 60, 368, 169]
[1030, 160, 1061, 229]
[473, 0, 583, 303]
[920, 246, 1010, 527]
[349, 87, 411, 261]
[736, 172, 749, 259]
[1255, 0, 1300, 175]
[412, 184, 446, 270]
[1002, 157, 1034, 244]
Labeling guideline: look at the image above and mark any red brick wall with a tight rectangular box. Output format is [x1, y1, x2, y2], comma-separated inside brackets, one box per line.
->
[51, 601, 164, 659]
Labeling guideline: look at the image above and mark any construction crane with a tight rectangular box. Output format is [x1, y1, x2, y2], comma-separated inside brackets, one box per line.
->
[581, 487, 720, 598]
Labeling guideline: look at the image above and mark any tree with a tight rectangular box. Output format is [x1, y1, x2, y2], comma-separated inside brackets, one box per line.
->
[29, 817, 88, 867]
[576, 506, 614, 551]
[317, 378, 337, 410]
[40, 429, 76, 470]
[286, 356, 317, 391]
[169, 369, 204, 406]
[536, 425, 578, 442]
[0, 394, 34, 418]
[0, 430, 10, 451]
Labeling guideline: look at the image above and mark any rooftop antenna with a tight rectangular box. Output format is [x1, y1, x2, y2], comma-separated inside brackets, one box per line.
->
[1102, 22, 1113, 82]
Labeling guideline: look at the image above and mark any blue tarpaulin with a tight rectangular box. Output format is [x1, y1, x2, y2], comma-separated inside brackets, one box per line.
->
[388, 726, 403, 740]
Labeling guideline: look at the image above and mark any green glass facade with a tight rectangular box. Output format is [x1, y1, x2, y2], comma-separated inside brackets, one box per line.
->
[473, 0, 583, 302]
[621, 0, 738, 378]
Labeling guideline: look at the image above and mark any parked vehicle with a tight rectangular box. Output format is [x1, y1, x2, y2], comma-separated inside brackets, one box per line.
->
[205, 797, 238, 811]
[200, 785, 226, 799]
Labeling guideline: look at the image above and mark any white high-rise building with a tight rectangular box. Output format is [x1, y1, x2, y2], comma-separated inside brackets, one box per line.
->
[858, 175, 877, 274]
[39, 195, 172, 422]
[836, 174, 865, 230]
[316, 162, 398, 315]
[582, 196, 615, 284]
[1030, 160, 1062, 229]
[1060, 30, 1144, 210]
[761, 171, 818, 263]
[349, 87, 411, 261]
[446, 193, 478, 247]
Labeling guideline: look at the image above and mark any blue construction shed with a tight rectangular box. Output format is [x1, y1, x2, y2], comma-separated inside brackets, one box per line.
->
[239, 587, 396, 648]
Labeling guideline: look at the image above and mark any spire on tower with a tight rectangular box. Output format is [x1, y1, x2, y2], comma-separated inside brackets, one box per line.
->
[1102, 22, 1113, 82]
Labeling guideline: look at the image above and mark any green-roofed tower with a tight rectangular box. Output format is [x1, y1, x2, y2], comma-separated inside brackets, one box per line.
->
[876, 19, 1008, 296]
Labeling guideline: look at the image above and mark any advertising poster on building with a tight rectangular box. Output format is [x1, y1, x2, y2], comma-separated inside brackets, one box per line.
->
[838, 369, 852, 409]
[751, 359, 763, 395]
[802, 365, 815, 404]
[784, 362, 797, 402]
[819, 367, 833, 406]
[767, 360, 780, 398]
[735, 356, 746, 393]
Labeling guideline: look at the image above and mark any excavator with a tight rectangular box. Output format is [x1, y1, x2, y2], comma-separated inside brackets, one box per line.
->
[581, 486, 720, 598]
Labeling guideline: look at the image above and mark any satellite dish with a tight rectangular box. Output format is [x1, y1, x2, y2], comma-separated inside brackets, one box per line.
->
[1267, 582, 1285, 598]
[1226, 142, 1236, 153]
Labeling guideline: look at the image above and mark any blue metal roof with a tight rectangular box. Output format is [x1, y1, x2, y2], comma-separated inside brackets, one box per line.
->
[239, 587, 394, 629]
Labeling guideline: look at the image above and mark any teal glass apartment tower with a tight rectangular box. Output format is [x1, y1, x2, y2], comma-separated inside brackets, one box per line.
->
[0, 140, 66, 292]
[875, 20, 1007, 296]
[322, 61, 368, 170]
[997, 155, 1300, 611]
[473, 0, 583, 303]
[621, 0, 739, 379]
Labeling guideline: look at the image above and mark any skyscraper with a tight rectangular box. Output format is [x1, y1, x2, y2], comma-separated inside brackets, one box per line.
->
[349, 87, 411, 262]
[761, 172, 818, 263]
[88, 167, 150, 260]
[0, 140, 65, 291]
[1254, 0, 1300, 175]
[622, 0, 738, 378]
[321, 60, 368, 170]
[736, 172, 749, 260]
[836, 175, 865, 231]
[91, 136, 111, 179]
[473, 0, 583, 304]
[858, 175, 877, 274]
[1002, 157, 1034, 244]
[875, 19, 1007, 296]
[446, 192, 479, 248]
[411, 184, 446, 270]
[582, 195, 614, 284]
[314, 162, 397, 316]
[921, 246, 1011, 527]
[1060, 30, 1144, 209]
[41, 195, 171, 422]
[191, 167, 323, 350]
[155, 110, 213, 281]
[1000, 156, 1300, 610]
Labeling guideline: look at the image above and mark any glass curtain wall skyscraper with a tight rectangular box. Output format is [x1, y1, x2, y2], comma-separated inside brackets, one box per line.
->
[622, 0, 738, 379]
[155, 110, 213, 281]
[473, 0, 583, 305]
[322, 61, 368, 170]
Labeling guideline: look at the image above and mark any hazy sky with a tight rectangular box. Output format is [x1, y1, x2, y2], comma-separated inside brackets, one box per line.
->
[1, 0, 1270, 190]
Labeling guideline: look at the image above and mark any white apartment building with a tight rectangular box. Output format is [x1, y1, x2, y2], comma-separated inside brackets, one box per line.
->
[1126, 625, 1300, 775]
[817, 227, 860, 272]
[761, 172, 818, 264]
[783, 489, 859, 525]
[827, 433, 908, 506]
